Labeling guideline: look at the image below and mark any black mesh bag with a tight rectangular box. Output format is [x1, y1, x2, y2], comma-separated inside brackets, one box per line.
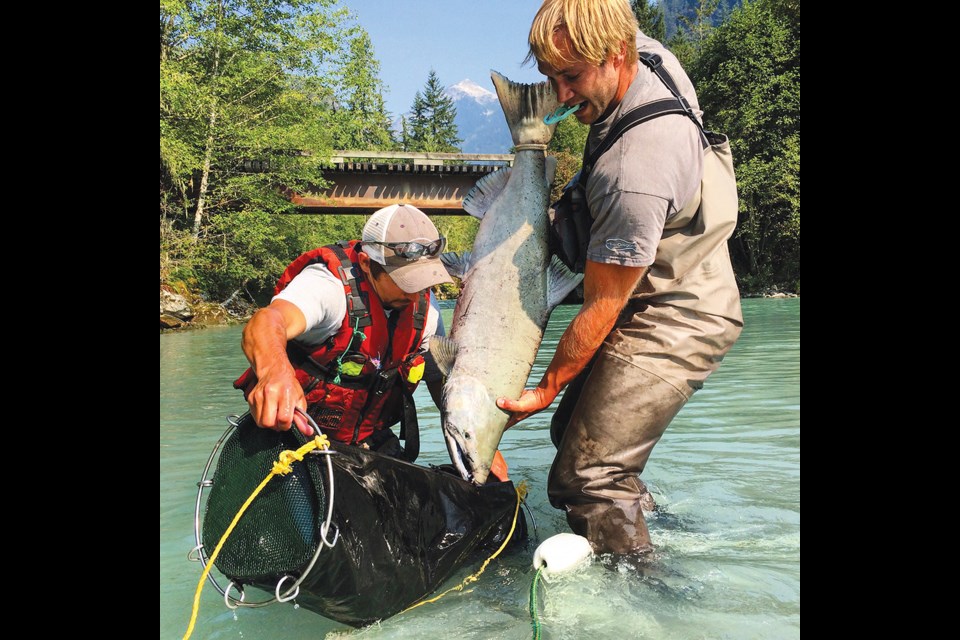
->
[200, 413, 526, 627]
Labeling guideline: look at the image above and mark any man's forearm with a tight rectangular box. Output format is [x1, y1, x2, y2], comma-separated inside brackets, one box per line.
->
[537, 262, 646, 398]
[241, 302, 312, 432]
[537, 294, 623, 397]
[242, 307, 293, 377]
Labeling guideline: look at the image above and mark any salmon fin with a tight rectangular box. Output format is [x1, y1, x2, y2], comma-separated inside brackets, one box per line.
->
[440, 251, 471, 280]
[428, 335, 458, 378]
[547, 254, 584, 310]
[490, 70, 559, 146]
[545, 155, 558, 187]
[463, 169, 510, 219]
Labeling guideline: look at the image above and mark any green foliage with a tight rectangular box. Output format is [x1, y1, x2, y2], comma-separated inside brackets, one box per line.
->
[160, 1, 407, 301]
[433, 215, 480, 256]
[548, 116, 589, 156]
[665, 29, 699, 69]
[548, 151, 584, 203]
[328, 27, 396, 150]
[631, 0, 666, 42]
[160, 0, 344, 203]
[678, 0, 720, 53]
[405, 70, 462, 153]
[661, 0, 740, 39]
[545, 111, 590, 200]
[691, 0, 800, 289]
[430, 213, 480, 297]
[432, 282, 461, 300]
[399, 115, 412, 151]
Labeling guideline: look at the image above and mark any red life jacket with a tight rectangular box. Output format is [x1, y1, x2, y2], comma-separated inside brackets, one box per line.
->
[234, 241, 429, 453]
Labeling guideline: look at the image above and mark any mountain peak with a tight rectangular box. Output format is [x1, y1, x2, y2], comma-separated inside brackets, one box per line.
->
[446, 79, 498, 104]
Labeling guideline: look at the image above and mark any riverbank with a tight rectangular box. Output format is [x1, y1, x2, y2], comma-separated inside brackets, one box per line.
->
[161, 284, 798, 332]
[741, 285, 800, 299]
[160, 286, 252, 331]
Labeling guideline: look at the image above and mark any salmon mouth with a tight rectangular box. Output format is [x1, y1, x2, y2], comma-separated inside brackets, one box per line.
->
[444, 430, 475, 483]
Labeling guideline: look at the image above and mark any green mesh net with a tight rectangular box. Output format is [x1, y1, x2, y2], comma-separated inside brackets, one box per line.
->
[201, 415, 326, 582]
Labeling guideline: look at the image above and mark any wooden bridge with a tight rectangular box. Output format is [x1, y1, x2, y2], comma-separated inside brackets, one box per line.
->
[290, 151, 515, 215]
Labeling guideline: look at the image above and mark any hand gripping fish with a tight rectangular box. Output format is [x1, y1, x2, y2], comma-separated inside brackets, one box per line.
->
[430, 72, 583, 484]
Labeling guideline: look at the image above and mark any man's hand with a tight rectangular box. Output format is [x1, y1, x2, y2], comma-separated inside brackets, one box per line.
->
[247, 364, 312, 436]
[497, 387, 557, 429]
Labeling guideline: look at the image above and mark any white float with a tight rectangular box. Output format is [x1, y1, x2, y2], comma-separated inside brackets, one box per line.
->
[532, 533, 593, 575]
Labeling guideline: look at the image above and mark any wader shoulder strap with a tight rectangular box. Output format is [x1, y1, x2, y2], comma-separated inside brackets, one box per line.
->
[637, 52, 702, 127]
[582, 98, 695, 178]
[582, 52, 711, 180]
[638, 51, 717, 146]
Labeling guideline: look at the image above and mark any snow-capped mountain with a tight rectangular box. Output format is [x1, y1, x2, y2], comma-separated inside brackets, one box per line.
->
[445, 79, 513, 154]
[446, 78, 499, 105]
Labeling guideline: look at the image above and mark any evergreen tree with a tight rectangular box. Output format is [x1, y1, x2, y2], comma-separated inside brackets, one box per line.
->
[661, 0, 686, 39]
[406, 70, 462, 153]
[665, 19, 698, 69]
[678, 0, 720, 53]
[331, 27, 395, 150]
[631, 0, 666, 42]
[399, 115, 412, 151]
[408, 92, 429, 150]
[691, 0, 800, 290]
[661, 0, 743, 40]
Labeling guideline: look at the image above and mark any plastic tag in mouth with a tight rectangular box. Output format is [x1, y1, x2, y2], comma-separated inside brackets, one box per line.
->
[543, 103, 581, 125]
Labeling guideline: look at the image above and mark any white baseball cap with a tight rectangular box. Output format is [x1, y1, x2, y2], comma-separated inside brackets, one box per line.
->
[361, 204, 453, 293]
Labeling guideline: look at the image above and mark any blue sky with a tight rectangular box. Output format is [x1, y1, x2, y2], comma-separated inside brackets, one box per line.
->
[341, 0, 548, 118]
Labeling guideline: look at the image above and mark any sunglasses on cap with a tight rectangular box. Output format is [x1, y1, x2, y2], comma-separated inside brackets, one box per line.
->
[366, 235, 446, 261]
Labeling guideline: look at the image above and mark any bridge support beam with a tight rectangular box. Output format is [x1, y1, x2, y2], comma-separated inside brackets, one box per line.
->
[293, 168, 506, 215]
[290, 154, 512, 215]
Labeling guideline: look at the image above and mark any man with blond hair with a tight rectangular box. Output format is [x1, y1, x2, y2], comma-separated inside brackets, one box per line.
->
[498, 0, 743, 560]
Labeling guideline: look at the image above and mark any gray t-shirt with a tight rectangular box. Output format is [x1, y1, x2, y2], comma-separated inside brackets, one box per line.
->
[583, 32, 704, 268]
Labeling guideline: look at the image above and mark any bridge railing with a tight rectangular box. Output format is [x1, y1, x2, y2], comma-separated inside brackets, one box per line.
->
[330, 151, 515, 167]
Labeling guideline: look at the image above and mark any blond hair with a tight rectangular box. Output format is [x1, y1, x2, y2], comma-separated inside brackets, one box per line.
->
[526, 0, 639, 69]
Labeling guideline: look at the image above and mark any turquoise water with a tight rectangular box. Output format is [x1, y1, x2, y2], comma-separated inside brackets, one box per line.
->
[160, 298, 800, 639]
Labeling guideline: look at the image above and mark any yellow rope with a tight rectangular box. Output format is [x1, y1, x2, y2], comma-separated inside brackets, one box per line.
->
[183, 434, 330, 640]
[401, 480, 528, 614]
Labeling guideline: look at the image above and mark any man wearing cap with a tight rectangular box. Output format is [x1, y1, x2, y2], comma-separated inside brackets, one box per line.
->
[234, 203, 453, 459]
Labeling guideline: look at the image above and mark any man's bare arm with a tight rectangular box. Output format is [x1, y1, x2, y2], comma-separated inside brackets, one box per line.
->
[241, 299, 313, 435]
[497, 260, 646, 427]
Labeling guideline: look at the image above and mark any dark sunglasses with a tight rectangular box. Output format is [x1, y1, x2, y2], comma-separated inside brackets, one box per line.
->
[366, 235, 446, 261]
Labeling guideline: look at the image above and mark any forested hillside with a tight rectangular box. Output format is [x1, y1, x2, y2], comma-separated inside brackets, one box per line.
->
[160, 0, 799, 317]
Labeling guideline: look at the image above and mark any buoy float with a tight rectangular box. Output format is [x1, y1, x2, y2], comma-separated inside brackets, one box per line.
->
[532, 533, 593, 575]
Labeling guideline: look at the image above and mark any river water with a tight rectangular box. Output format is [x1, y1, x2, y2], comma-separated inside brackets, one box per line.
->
[160, 298, 800, 639]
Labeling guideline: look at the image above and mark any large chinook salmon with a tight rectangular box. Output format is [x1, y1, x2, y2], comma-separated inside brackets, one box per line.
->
[430, 72, 583, 484]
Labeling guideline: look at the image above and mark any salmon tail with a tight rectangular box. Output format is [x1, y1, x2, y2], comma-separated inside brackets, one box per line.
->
[490, 71, 559, 147]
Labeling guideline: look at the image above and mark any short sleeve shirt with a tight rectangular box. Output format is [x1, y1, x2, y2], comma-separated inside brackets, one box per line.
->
[583, 33, 704, 268]
[273, 263, 441, 352]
